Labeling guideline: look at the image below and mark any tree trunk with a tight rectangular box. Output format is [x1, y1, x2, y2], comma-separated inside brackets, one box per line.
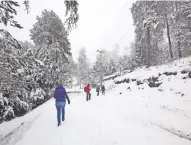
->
[175, 2, 182, 59]
[154, 41, 158, 64]
[166, 15, 173, 59]
[55, 50, 58, 81]
[146, 25, 151, 67]
[177, 33, 182, 58]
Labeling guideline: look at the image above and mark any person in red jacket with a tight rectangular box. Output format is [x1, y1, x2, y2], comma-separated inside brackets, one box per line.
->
[85, 84, 91, 101]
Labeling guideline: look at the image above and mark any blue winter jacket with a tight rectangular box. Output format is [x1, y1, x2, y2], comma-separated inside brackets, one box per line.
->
[54, 84, 70, 103]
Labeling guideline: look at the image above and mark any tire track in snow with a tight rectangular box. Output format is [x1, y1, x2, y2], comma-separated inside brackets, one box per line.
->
[128, 115, 191, 142]
[160, 105, 190, 119]
[116, 108, 191, 142]
[0, 114, 40, 145]
[149, 121, 191, 141]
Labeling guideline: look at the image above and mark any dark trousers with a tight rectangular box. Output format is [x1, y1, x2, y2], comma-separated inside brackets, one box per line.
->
[56, 102, 66, 125]
[102, 91, 105, 95]
[86, 92, 91, 101]
[97, 91, 99, 96]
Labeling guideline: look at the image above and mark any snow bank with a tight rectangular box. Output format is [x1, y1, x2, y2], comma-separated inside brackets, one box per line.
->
[66, 86, 83, 94]
[104, 72, 120, 80]
[115, 56, 191, 82]
[111, 56, 191, 97]
[104, 80, 116, 91]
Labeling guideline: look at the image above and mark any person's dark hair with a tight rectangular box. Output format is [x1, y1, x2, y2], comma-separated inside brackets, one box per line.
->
[56, 81, 62, 86]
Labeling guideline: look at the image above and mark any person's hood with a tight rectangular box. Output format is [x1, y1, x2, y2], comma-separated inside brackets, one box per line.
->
[56, 84, 64, 89]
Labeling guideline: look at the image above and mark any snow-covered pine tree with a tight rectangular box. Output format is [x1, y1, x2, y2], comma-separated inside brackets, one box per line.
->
[30, 9, 72, 90]
[64, 0, 79, 31]
[59, 55, 77, 87]
[131, 1, 148, 67]
[169, 1, 191, 59]
[92, 54, 103, 84]
[77, 47, 91, 88]
[0, 31, 33, 122]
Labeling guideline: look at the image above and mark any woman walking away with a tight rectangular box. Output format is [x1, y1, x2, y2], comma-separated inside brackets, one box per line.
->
[85, 84, 91, 101]
[54, 84, 70, 126]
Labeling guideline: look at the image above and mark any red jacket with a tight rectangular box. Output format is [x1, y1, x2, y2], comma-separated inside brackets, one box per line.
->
[85, 84, 91, 93]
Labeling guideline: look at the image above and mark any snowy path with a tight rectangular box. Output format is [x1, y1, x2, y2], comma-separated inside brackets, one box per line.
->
[1, 91, 191, 145]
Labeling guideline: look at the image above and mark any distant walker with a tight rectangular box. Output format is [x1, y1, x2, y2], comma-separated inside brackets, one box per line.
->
[96, 85, 100, 96]
[84, 84, 91, 101]
[101, 85, 105, 95]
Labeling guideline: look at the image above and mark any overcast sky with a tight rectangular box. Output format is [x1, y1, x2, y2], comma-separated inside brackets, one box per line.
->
[4, 0, 135, 63]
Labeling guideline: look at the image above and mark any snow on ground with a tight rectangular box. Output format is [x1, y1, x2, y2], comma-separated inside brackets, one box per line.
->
[0, 57, 191, 145]
[0, 88, 191, 145]
[104, 79, 116, 91]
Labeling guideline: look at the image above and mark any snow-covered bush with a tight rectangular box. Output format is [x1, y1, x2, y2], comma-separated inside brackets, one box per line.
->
[180, 69, 189, 74]
[147, 77, 162, 88]
[3, 106, 15, 121]
[29, 88, 46, 109]
[0, 93, 4, 110]
[115, 78, 130, 84]
[188, 71, 191, 78]
[136, 80, 144, 85]
[0, 97, 4, 117]
[163, 71, 177, 76]
[9, 97, 30, 117]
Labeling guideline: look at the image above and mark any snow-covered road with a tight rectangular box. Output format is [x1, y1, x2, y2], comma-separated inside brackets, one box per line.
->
[1, 90, 191, 145]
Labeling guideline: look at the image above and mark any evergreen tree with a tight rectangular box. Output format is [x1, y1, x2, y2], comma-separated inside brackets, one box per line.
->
[30, 9, 71, 88]
[131, 1, 191, 67]
[77, 48, 91, 87]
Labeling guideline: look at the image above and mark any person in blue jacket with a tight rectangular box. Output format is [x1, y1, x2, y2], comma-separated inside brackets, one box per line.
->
[54, 84, 70, 126]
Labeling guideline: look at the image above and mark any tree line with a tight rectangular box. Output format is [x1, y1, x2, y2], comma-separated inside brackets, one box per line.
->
[76, 1, 191, 86]
[131, 1, 191, 67]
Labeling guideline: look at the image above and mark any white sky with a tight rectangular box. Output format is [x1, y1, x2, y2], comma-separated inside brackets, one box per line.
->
[4, 0, 135, 63]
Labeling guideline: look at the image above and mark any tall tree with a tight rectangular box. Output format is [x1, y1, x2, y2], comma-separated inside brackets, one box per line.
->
[77, 48, 90, 88]
[30, 9, 71, 87]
